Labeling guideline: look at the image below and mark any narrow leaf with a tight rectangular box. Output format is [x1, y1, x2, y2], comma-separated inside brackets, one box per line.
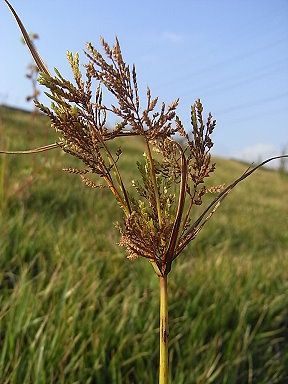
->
[4, 0, 50, 75]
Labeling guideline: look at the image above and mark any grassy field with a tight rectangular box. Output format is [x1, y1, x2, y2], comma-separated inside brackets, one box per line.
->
[0, 105, 288, 383]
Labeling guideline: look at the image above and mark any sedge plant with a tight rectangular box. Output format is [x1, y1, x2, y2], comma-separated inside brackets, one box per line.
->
[2, 1, 288, 383]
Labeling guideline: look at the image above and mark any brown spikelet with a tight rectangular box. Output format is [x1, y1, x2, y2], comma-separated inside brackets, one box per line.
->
[80, 175, 106, 189]
[207, 184, 226, 193]
[63, 168, 90, 175]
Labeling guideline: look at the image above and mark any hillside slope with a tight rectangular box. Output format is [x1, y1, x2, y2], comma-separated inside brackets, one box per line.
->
[0, 106, 288, 383]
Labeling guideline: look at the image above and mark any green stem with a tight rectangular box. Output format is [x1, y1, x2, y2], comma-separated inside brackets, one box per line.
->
[145, 138, 164, 276]
[144, 137, 162, 227]
[102, 140, 132, 214]
[159, 275, 169, 384]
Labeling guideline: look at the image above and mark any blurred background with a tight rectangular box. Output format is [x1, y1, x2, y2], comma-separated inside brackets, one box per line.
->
[1, 3, 288, 383]
[1, 0, 288, 162]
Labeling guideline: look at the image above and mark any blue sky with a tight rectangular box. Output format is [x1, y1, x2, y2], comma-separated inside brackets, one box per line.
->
[1, 0, 288, 162]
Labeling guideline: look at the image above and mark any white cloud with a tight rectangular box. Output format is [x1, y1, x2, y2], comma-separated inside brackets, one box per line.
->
[235, 143, 285, 168]
[236, 143, 278, 163]
[162, 32, 184, 44]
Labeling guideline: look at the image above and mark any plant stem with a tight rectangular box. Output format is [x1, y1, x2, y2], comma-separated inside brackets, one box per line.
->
[145, 137, 162, 227]
[159, 275, 169, 384]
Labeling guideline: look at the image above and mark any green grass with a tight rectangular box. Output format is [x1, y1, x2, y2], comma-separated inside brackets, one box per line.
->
[0, 105, 288, 383]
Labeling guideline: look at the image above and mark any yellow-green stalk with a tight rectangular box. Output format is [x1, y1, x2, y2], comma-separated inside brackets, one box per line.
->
[159, 275, 169, 384]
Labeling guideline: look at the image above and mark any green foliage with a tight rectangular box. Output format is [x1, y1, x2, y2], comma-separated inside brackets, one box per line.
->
[0, 107, 288, 383]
